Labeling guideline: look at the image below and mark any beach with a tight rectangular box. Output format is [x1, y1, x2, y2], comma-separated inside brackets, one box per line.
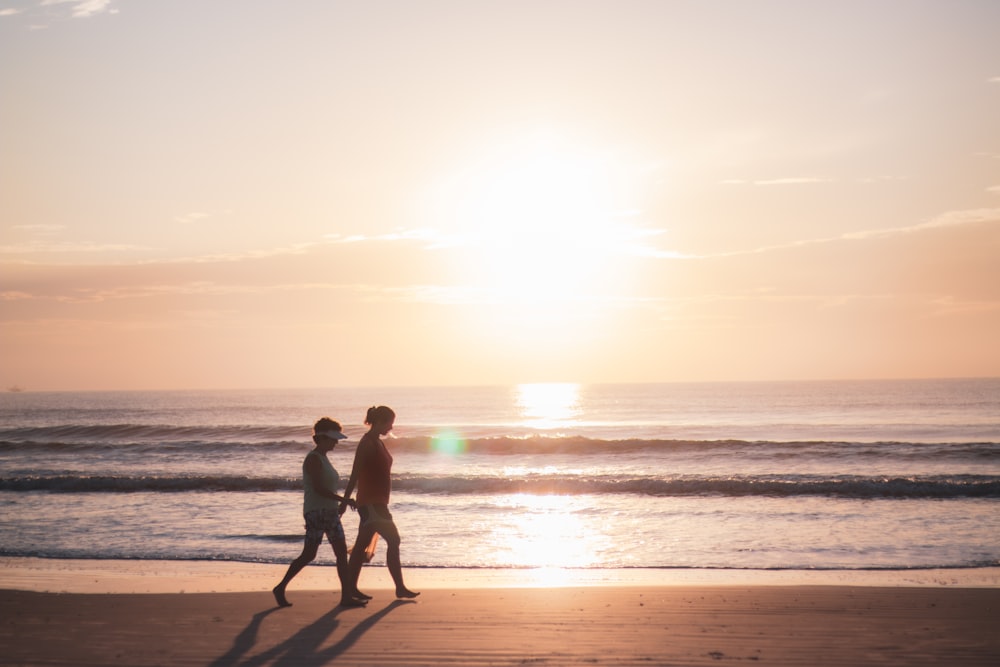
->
[2, 559, 999, 666]
[2, 382, 997, 664]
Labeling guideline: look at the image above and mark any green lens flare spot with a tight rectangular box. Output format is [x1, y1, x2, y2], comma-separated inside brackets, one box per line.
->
[430, 431, 468, 456]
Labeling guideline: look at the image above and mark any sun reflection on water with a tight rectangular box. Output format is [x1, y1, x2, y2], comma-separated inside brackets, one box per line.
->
[487, 494, 601, 569]
[515, 382, 581, 429]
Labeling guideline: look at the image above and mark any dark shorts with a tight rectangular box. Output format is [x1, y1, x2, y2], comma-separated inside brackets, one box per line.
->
[303, 508, 345, 547]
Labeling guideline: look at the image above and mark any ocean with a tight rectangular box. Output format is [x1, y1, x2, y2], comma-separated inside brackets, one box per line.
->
[1, 379, 998, 575]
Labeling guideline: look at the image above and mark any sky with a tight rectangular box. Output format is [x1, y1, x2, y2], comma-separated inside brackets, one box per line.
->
[2, 0, 999, 391]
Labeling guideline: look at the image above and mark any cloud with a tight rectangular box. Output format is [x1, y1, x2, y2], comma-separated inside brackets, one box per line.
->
[815, 207, 1000, 244]
[375, 283, 646, 307]
[928, 295, 1000, 317]
[856, 176, 908, 184]
[0, 279, 397, 306]
[688, 207, 1000, 260]
[988, 186, 1000, 195]
[0, 8, 21, 17]
[1, 233, 328, 265]
[139, 240, 327, 266]
[721, 177, 833, 186]
[174, 212, 210, 225]
[324, 228, 457, 248]
[363, 284, 492, 306]
[756, 178, 832, 186]
[0, 291, 34, 301]
[1, 231, 425, 267]
[721, 176, 833, 186]
[918, 207, 1000, 230]
[40, 0, 115, 18]
[11, 224, 66, 233]
[1, 225, 145, 261]
[325, 222, 695, 263]
[0, 241, 148, 255]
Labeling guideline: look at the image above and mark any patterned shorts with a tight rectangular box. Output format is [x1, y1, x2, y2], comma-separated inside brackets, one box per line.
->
[303, 507, 345, 547]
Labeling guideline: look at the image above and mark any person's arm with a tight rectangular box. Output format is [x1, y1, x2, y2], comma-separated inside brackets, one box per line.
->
[339, 439, 367, 513]
[304, 453, 351, 503]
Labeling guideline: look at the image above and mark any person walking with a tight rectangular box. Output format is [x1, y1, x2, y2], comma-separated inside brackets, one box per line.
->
[340, 405, 419, 600]
[273, 417, 367, 608]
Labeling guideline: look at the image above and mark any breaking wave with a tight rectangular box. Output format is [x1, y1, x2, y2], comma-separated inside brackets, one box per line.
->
[3, 472, 997, 499]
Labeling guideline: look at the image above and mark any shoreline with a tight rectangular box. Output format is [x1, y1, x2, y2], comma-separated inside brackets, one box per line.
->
[2, 556, 998, 594]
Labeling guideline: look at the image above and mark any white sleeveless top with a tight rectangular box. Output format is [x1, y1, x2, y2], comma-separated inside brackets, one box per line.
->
[302, 450, 340, 514]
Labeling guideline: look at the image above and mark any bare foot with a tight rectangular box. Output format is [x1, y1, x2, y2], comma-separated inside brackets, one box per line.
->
[396, 587, 420, 599]
[354, 590, 373, 601]
[339, 597, 368, 608]
[272, 586, 292, 608]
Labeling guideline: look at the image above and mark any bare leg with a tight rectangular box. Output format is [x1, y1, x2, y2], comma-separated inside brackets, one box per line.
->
[386, 539, 419, 598]
[343, 524, 376, 605]
[273, 543, 318, 607]
[332, 539, 350, 592]
[333, 537, 368, 606]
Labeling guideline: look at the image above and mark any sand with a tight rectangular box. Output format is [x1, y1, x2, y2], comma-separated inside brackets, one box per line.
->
[1, 559, 998, 666]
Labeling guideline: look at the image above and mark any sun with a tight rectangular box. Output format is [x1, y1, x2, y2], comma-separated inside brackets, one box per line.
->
[429, 131, 640, 308]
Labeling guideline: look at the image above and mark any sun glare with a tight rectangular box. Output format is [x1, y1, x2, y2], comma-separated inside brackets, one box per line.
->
[430, 133, 640, 308]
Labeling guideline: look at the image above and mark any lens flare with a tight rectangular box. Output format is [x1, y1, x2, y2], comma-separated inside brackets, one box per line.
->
[430, 430, 468, 456]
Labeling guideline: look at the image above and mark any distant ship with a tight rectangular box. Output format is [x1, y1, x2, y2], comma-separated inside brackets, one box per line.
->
[7, 385, 24, 393]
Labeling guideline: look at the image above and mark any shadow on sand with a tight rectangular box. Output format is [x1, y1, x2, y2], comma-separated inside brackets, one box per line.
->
[210, 599, 415, 667]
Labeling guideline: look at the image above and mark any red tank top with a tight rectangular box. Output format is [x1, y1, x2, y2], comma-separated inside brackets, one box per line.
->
[356, 435, 393, 505]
